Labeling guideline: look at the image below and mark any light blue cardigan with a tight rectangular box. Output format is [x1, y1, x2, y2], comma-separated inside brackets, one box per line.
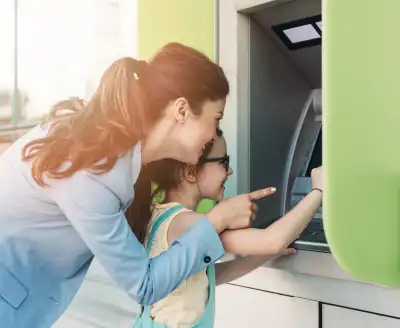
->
[0, 125, 224, 328]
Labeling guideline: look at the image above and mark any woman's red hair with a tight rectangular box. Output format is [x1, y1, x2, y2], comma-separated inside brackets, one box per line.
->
[22, 43, 229, 237]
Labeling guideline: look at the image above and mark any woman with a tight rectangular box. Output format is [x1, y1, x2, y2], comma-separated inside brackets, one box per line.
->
[129, 128, 323, 327]
[0, 43, 271, 328]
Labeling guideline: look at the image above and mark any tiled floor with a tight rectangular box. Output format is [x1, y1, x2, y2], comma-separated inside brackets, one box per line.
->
[53, 260, 141, 328]
[53, 257, 238, 327]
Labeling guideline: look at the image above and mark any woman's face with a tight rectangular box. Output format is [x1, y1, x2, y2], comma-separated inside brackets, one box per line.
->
[168, 98, 225, 164]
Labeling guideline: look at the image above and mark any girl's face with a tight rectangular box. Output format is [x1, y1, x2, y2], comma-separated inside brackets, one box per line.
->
[195, 136, 233, 201]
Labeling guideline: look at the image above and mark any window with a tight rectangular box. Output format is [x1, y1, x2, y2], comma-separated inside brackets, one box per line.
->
[0, 0, 137, 151]
[0, 0, 15, 126]
[272, 14, 322, 51]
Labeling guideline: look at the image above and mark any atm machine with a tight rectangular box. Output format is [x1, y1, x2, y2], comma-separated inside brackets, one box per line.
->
[244, 2, 326, 252]
[253, 88, 326, 252]
[216, 0, 400, 327]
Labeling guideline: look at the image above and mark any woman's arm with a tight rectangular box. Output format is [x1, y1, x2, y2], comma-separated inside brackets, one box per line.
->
[215, 248, 296, 285]
[50, 171, 225, 306]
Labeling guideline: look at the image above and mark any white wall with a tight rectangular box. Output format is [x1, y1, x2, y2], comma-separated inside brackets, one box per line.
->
[219, 0, 251, 197]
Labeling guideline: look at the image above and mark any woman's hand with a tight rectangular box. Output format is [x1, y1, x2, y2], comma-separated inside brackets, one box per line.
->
[274, 247, 297, 258]
[311, 166, 324, 192]
[207, 187, 276, 233]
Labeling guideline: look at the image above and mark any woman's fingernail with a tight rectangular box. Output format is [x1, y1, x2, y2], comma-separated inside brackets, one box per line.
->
[271, 187, 276, 192]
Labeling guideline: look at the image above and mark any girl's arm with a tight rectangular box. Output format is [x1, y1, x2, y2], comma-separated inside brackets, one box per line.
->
[219, 189, 322, 255]
[168, 188, 321, 260]
[214, 189, 321, 284]
[168, 167, 323, 285]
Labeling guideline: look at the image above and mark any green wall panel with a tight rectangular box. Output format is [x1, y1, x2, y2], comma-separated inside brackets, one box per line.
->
[325, 1, 400, 287]
[137, 0, 215, 60]
[137, 0, 216, 213]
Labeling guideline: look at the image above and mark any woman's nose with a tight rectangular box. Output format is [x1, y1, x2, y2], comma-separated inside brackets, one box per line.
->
[227, 167, 233, 176]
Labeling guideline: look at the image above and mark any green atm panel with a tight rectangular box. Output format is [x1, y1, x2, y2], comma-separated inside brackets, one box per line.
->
[325, 0, 400, 286]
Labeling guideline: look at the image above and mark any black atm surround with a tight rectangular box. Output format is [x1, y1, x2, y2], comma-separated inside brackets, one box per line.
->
[248, 89, 326, 253]
[290, 132, 327, 253]
[245, 2, 324, 252]
[253, 89, 330, 253]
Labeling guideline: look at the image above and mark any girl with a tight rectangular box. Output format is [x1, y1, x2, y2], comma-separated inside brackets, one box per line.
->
[0, 43, 272, 327]
[132, 128, 323, 327]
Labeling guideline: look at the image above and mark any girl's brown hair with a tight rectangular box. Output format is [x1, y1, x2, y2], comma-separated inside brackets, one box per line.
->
[22, 43, 229, 187]
[127, 128, 223, 243]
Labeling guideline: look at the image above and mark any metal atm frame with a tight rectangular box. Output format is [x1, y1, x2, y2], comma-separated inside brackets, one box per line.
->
[282, 89, 327, 252]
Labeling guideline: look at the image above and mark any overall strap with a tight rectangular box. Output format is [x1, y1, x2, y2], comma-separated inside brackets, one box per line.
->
[145, 204, 184, 254]
[139, 204, 185, 326]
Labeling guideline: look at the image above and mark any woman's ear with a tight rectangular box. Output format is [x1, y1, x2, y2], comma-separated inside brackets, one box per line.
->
[173, 97, 190, 124]
[183, 165, 198, 183]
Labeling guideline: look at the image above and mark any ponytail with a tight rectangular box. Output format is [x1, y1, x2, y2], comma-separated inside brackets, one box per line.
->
[125, 168, 152, 244]
[22, 58, 155, 187]
[125, 160, 184, 245]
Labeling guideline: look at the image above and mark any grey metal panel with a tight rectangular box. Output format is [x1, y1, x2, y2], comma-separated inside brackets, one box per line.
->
[291, 176, 312, 194]
[251, 0, 322, 88]
[249, 18, 310, 228]
[312, 88, 322, 116]
[281, 89, 321, 216]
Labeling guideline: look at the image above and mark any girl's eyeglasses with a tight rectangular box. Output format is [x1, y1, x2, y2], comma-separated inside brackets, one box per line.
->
[199, 155, 230, 171]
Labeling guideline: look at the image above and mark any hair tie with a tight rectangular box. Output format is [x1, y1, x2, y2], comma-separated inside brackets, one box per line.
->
[133, 60, 148, 80]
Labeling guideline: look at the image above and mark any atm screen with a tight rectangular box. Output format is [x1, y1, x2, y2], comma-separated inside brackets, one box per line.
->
[305, 128, 322, 177]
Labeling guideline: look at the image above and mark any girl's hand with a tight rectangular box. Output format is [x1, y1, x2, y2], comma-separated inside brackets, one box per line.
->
[207, 187, 276, 233]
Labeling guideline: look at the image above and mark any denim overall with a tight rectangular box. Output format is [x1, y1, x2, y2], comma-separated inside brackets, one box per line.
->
[133, 205, 216, 328]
